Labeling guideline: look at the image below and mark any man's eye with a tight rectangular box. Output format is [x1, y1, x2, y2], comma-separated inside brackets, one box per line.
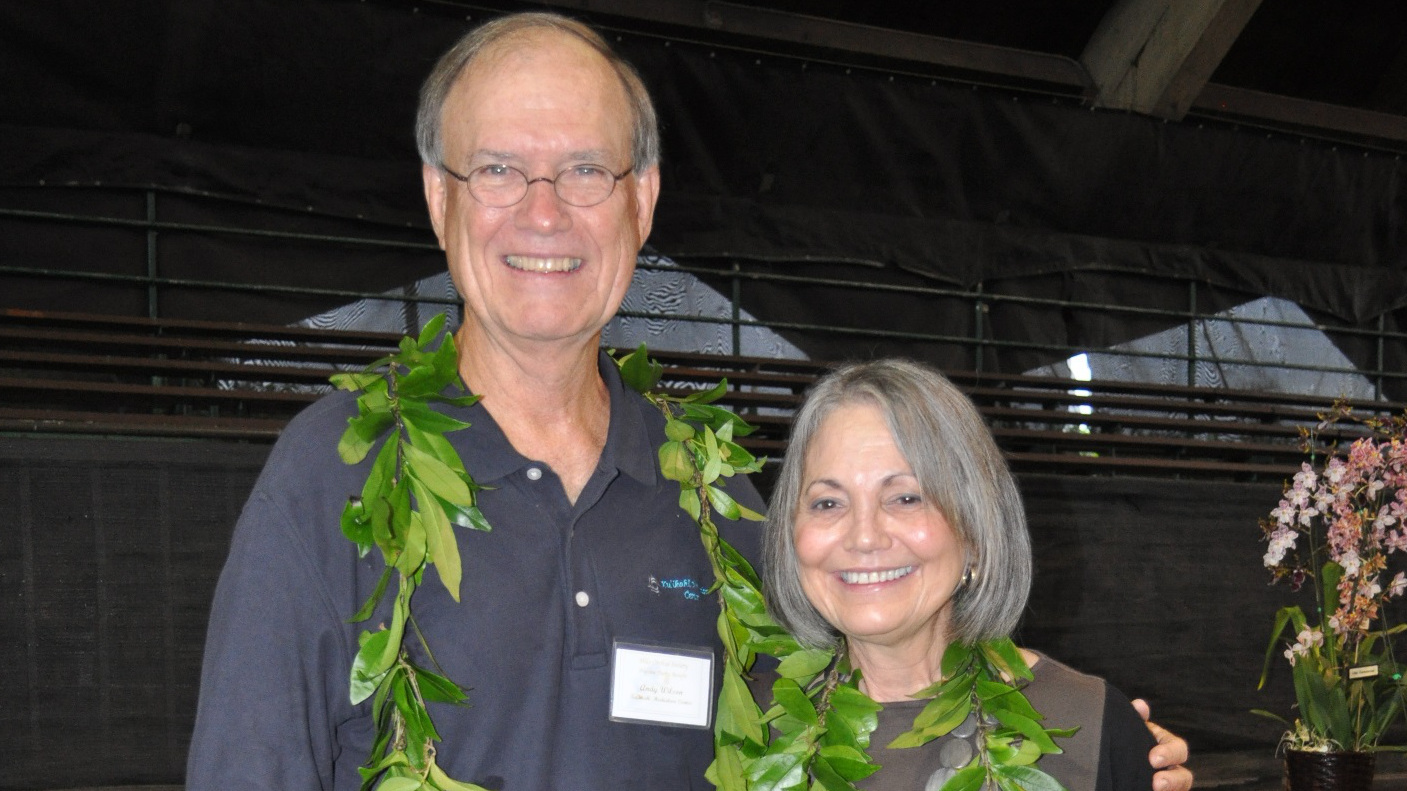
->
[477, 164, 514, 178]
[570, 164, 610, 179]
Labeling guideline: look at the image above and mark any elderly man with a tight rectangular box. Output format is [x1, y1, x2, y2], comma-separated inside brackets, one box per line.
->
[187, 12, 1192, 791]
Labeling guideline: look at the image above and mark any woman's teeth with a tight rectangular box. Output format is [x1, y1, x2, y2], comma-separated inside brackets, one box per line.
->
[505, 255, 582, 273]
[840, 566, 915, 585]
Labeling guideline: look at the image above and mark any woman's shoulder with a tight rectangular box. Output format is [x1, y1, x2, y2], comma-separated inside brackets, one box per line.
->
[1026, 650, 1155, 791]
[1026, 650, 1150, 732]
[1026, 650, 1115, 709]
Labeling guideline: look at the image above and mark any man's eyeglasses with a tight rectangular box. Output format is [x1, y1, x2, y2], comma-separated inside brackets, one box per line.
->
[441, 162, 634, 208]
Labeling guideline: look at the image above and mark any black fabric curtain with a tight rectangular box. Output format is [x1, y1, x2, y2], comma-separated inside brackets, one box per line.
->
[3, 1, 1405, 332]
[3, 5, 1406, 781]
[0, 437, 1305, 788]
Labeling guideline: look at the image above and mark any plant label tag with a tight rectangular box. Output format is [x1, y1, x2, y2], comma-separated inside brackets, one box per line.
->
[609, 641, 714, 729]
[1348, 665, 1379, 680]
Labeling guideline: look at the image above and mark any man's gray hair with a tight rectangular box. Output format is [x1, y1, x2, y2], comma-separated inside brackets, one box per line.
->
[415, 12, 660, 171]
[762, 358, 1033, 650]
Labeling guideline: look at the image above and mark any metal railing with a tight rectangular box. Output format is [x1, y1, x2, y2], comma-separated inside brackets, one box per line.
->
[3, 190, 1403, 400]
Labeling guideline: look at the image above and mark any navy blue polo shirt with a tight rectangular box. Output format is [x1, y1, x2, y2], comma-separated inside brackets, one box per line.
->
[187, 354, 765, 790]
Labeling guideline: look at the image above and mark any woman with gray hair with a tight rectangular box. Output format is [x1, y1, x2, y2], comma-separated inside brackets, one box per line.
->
[763, 358, 1155, 790]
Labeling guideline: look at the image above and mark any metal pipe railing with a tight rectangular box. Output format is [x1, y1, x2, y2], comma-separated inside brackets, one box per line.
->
[2, 197, 1402, 393]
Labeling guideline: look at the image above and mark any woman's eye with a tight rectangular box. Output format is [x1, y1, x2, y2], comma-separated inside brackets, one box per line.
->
[892, 493, 923, 506]
[809, 497, 840, 511]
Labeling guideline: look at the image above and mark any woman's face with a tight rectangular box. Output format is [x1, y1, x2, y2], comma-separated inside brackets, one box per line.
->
[793, 402, 966, 654]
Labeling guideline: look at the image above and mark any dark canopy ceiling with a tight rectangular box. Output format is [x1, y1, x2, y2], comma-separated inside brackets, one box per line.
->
[6, 0, 1407, 163]
[556, 0, 1407, 150]
[2, 0, 1405, 334]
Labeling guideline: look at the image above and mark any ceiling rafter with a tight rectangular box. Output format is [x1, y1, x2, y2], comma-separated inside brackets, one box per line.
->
[537, 0, 1090, 91]
[1080, 0, 1262, 120]
[1193, 84, 1407, 146]
[533, 0, 1407, 147]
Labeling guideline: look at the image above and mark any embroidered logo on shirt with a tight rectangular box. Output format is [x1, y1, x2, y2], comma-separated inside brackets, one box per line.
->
[647, 575, 705, 600]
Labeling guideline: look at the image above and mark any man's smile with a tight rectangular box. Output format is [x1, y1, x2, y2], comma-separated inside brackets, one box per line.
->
[504, 254, 582, 273]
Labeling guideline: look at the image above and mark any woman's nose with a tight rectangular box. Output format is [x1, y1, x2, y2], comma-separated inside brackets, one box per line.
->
[843, 505, 891, 551]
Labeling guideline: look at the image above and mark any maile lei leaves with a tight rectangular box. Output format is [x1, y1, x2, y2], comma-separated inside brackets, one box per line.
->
[332, 313, 491, 791]
[334, 319, 1071, 791]
[888, 641, 1077, 791]
[613, 344, 1063, 788]
[616, 343, 1075, 791]
[616, 345, 873, 789]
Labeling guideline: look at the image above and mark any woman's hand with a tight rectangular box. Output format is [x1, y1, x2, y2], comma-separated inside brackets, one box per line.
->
[1132, 699, 1192, 791]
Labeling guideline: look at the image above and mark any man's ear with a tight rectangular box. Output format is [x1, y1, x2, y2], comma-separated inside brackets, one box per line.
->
[632, 164, 660, 244]
[422, 163, 449, 250]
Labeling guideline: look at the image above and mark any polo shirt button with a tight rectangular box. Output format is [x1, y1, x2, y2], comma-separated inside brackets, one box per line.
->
[575, 591, 590, 607]
[526, 467, 543, 481]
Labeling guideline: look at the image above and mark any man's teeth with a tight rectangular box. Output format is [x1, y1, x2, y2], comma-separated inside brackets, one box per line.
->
[505, 255, 582, 273]
[840, 566, 915, 585]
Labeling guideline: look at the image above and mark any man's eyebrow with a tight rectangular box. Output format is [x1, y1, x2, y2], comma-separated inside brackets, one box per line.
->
[565, 149, 613, 163]
[467, 149, 519, 164]
[467, 148, 615, 164]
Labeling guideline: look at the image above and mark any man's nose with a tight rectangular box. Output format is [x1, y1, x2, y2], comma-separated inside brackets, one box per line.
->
[515, 176, 571, 231]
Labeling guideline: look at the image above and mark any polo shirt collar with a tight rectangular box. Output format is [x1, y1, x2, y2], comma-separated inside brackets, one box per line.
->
[452, 351, 658, 487]
[596, 351, 658, 486]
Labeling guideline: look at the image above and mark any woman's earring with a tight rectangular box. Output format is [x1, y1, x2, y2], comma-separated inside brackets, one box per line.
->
[956, 564, 975, 594]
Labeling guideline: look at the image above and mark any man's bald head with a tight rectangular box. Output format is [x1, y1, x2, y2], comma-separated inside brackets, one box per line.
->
[415, 12, 660, 173]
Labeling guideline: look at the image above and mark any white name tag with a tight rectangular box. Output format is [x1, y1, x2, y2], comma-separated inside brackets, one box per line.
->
[609, 641, 714, 729]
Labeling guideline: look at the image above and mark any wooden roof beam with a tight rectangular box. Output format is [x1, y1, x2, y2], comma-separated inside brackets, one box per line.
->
[537, 0, 1090, 91]
[1081, 0, 1263, 120]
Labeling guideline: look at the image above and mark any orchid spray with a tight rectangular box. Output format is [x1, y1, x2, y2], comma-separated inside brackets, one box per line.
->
[1257, 402, 1407, 752]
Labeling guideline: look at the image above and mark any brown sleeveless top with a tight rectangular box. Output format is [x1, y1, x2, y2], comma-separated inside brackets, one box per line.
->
[857, 651, 1150, 791]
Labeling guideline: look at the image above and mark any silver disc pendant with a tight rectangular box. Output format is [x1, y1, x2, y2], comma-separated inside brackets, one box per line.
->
[939, 736, 974, 769]
[923, 766, 955, 791]
[951, 712, 978, 739]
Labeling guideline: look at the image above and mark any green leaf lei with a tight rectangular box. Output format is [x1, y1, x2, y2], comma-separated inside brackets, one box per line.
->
[332, 318, 1072, 791]
[331, 313, 490, 791]
[618, 344, 1075, 791]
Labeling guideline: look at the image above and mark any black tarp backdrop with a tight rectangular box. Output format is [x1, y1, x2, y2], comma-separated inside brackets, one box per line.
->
[1, 0, 1405, 382]
[3, 0, 1407, 784]
[1, 435, 1303, 789]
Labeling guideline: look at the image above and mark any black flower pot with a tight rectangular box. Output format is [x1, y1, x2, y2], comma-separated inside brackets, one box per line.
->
[1283, 749, 1376, 791]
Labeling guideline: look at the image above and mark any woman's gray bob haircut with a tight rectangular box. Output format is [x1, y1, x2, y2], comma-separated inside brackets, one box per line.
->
[414, 12, 660, 171]
[762, 358, 1032, 650]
